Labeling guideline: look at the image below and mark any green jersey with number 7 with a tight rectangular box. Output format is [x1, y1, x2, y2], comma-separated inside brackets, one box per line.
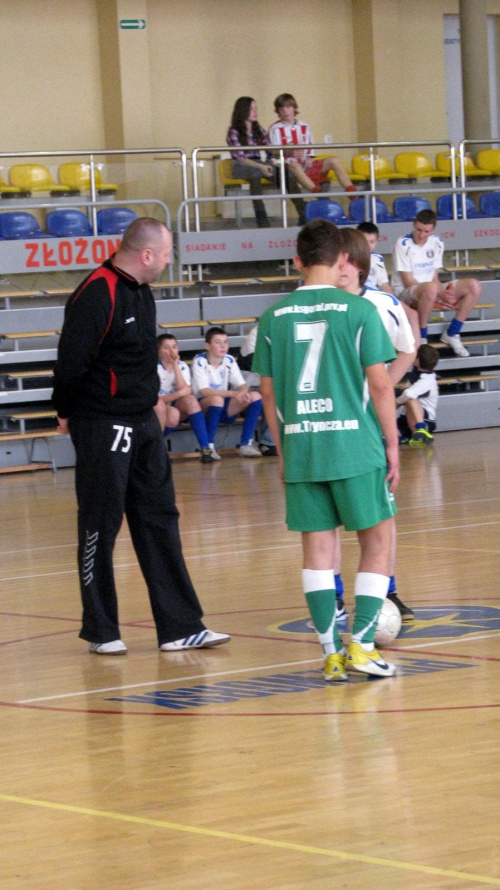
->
[253, 285, 396, 483]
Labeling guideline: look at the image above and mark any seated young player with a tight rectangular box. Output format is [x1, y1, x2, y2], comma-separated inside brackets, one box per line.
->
[268, 93, 357, 195]
[156, 333, 215, 463]
[239, 323, 278, 456]
[357, 221, 392, 292]
[191, 327, 263, 459]
[396, 343, 439, 446]
[391, 209, 481, 355]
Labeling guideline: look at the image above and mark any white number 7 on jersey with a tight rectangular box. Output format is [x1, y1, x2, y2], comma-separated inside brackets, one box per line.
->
[295, 321, 327, 393]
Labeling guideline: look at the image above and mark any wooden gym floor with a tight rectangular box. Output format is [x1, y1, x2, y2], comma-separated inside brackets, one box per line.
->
[1, 426, 500, 889]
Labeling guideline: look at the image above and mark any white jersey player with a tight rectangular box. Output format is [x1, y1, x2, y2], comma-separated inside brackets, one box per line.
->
[362, 285, 415, 359]
[390, 210, 481, 356]
[357, 222, 392, 293]
[158, 358, 191, 395]
[191, 352, 245, 397]
[391, 231, 444, 297]
[191, 327, 263, 460]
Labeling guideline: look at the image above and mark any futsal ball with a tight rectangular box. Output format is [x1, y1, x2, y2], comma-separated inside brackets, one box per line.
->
[374, 598, 402, 646]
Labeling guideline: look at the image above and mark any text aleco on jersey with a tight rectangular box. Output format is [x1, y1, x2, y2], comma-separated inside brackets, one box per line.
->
[297, 398, 333, 414]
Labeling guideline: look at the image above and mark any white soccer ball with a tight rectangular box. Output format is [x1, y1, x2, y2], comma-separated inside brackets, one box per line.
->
[374, 598, 402, 646]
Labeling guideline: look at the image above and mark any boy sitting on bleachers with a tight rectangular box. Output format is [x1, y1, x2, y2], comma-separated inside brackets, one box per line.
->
[357, 221, 392, 292]
[396, 343, 439, 446]
[191, 327, 263, 460]
[156, 333, 215, 463]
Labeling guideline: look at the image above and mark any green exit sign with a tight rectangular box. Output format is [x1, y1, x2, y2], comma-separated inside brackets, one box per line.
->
[120, 19, 146, 30]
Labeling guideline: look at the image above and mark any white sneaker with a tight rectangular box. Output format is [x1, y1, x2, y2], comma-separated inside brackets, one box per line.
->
[209, 444, 221, 461]
[89, 640, 128, 655]
[239, 441, 262, 458]
[159, 629, 230, 651]
[440, 331, 469, 357]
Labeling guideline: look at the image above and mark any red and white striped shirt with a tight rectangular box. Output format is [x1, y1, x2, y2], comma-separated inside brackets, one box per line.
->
[268, 118, 314, 167]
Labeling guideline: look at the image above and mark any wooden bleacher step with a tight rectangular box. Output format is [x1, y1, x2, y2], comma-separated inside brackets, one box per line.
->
[399, 373, 499, 390]
[8, 410, 57, 421]
[0, 428, 61, 473]
[157, 321, 206, 330]
[255, 275, 301, 284]
[2, 331, 60, 340]
[207, 317, 257, 326]
[0, 463, 54, 474]
[432, 337, 499, 350]
[4, 370, 54, 379]
[443, 265, 490, 273]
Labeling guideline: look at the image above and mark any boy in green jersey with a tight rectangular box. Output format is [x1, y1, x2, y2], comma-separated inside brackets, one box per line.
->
[253, 219, 399, 681]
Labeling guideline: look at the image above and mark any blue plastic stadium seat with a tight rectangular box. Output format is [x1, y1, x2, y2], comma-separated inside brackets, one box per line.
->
[478, 192, 500, 217]
[349, 197, 395, 223]
[304, 199, 349, 224]
[393, 196, 432, 221]
[0, 211, 47, 239]
[436, 195, 483, 220]
[97, 207, 138, 234]
[46, 209, 92, 237]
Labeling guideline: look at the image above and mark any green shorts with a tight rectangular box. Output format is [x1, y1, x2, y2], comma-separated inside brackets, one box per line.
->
[285, 467, 397, 532]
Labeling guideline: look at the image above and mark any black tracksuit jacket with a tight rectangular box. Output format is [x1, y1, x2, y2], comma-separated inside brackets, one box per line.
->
[52, 257, 158, 420]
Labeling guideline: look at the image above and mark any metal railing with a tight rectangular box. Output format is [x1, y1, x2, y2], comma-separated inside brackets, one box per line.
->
[190, 139, 456, 230]
[3, 141, 500, 279]
[0, 146, 188, 231]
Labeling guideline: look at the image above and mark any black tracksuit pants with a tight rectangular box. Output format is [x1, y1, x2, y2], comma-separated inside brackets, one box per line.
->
[69, 411, 205, 646]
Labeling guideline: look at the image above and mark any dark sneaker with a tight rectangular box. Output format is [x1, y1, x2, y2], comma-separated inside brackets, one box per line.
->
[259, 444, 278, 457]
[201, 447, 215, 463]
[387, 592, 414, 622]
[335, 596, 348, 621]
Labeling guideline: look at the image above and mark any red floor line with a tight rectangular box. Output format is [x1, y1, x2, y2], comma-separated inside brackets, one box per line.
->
[0, 611, 80, 622]
[0, 629, 77, 647]
[1, 700, 500, 717]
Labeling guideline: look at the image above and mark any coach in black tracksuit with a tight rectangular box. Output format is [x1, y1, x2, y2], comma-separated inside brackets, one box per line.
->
[53, 218, 229, 654]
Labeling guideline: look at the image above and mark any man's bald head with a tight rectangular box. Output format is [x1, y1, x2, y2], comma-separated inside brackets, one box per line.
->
[120, 217, 168, 253]
[114, 217, 172, 284]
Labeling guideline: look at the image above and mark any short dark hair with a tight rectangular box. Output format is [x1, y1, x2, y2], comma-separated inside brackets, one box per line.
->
[296, 219, 343, 268]
[339, 228, 371, 287]
[205, 326, 227, 344]
[357, 221, 379, 236]
[415, 209, 437, 227]
[274, 93, 298, 113]
[157, 332, 176, 349]
[417, 343, 439, 371]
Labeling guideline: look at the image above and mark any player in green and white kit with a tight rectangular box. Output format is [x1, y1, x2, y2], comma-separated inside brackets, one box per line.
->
[253, 219, 399, 681]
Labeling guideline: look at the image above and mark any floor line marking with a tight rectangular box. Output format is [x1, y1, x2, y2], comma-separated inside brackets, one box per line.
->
[18, 627, 500, 703]
[399, 631, 500, 649]
[17, 658, 322, 703]
[0, 794, 498, 885]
